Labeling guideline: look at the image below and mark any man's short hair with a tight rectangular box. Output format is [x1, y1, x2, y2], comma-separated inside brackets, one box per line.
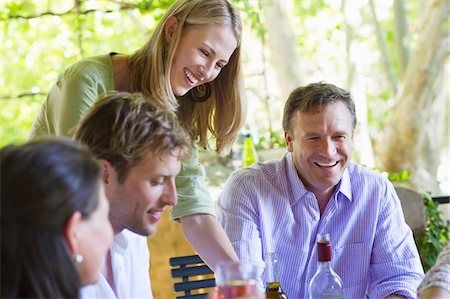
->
[74, 92, 192, 182]
[282, 82, 357, 136]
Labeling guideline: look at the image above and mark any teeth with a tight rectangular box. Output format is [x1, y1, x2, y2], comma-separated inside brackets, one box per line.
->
[316, 161, 338, 167]
[184, 68, 198, 84]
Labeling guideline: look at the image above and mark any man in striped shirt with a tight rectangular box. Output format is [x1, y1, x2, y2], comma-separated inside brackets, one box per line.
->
[217, 82, 424, 298]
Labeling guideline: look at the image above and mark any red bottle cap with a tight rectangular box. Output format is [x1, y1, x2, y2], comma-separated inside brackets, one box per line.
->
[317, 241, 332, 262]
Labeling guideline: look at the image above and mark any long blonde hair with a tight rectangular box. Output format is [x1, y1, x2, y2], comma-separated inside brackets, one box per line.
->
[128, 0, 245, 155]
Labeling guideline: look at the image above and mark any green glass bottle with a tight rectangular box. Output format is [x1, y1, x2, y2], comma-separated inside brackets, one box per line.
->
[265, 252, 288, 299]
[241, 133, 258, 167]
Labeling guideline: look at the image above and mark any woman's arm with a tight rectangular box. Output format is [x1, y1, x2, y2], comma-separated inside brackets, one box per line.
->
[417, 243, 450, 299]
[174, 147, 239, 270]
[180, 213, 239, 271]
[420, 287, 450, 299]
[173, 147, 238, 270]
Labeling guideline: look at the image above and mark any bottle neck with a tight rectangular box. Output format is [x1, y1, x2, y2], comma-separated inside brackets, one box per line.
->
[316, 240, 334, 274]
[265, 254, 280, 283]
[317, 260, 333, 270]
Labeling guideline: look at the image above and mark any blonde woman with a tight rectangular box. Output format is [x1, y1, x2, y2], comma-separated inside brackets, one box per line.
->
[30, 0, 243, 270]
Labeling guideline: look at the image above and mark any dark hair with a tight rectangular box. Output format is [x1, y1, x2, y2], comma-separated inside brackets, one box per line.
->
[74, 92, 192, 183]
[282, 82, 357, 136]
[0, 138, 102, 298]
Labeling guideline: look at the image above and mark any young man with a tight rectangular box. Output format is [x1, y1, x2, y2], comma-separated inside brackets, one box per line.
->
[74, 92, 191, 298]
[218, 82, 424, 298]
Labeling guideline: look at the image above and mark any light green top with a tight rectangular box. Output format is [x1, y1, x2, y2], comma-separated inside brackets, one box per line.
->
[29, 53, 216, 219]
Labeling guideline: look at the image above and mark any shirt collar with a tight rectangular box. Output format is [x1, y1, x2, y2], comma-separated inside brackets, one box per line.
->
[285, 152, 353, 203]
[336, 166, 352, 202]
[112, 229, 130, 250]
[285, 152, 309, 205]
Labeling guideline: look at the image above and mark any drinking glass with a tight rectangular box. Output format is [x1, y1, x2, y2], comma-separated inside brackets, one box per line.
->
[215, 261, 259, 299]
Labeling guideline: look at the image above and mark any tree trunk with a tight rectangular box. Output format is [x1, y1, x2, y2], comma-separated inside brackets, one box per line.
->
[260, 0, 302, 102]
[379, 0, 449, 194]
[342, 0, 375, 167]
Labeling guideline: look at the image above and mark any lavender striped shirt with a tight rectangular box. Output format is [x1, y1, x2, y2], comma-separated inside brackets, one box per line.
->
[217, 152, 424, 299]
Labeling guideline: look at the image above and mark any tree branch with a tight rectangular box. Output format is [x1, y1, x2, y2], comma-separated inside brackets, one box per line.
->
[368, 0, 398, 94]
[0, 92, 47, 100]
[75, 0, 84, 57]
[3, 2, 140, 20]
[394, 0, 410, 78]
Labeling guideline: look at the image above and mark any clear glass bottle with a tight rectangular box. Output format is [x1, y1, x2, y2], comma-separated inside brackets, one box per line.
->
[265, 252, 288, 299]
[308, 233, 344, 299]
[241, 133, 258, 167]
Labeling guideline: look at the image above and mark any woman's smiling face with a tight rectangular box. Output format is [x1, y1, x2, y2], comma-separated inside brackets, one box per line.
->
[167, 20, 238, 96]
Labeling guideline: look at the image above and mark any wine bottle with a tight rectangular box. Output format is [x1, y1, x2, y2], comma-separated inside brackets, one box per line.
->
[308, 233, 344, 299]
[241, 133, 258, 167]
[265, 252, 288, 299]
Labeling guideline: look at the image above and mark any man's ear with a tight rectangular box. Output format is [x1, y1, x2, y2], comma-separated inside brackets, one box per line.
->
[164, 16, 179, 42]
[284, 131, 294, 152]
[64, 211, 82, 255]
[97, 159, 113, 185]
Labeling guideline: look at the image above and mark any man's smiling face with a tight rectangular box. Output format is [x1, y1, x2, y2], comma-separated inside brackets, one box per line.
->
[285, 100, 354, 196]
[104, 149, 181, 236]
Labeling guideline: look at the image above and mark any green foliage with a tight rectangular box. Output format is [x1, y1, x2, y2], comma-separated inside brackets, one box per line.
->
[417, 192, 450, 272]
[254, 130, 286, 151]
[1, 1, 38, 20]
[0, 96, 44, 146]
[379, 169, 450, 272]
[135, 0, 173, 19]
[233, 0, 264, 40]
[372, 168, 411, 183]
[367, 90, 392, 134]
[387, 169, 411, 183]
[292, 0, 327, 17]
[292, 1, 336, 61]
[0, 0, 168, 146]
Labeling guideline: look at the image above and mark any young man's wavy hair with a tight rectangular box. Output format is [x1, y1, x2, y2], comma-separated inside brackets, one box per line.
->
[74, 92, 192, 183]
[128, 0, 245, 155]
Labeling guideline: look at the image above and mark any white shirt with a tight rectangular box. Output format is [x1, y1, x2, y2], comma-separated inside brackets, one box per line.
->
[81, 229, 153, 299]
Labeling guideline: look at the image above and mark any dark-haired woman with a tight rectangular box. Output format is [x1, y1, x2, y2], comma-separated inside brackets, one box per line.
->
[1, 138, 113, 298]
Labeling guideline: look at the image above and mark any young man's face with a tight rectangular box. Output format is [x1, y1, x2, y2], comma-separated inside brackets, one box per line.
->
[103, 149, 181, 236]
[285, 101, 354, 197]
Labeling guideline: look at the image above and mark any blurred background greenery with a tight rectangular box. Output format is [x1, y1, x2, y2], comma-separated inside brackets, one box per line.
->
[1, 0, 448, 197]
